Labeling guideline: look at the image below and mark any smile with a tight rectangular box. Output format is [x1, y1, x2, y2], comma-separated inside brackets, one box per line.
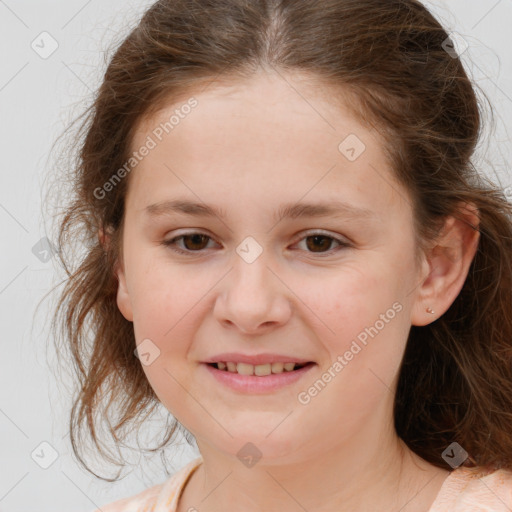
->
[208, 361, 309, 376]
[202, 361, 316, 393]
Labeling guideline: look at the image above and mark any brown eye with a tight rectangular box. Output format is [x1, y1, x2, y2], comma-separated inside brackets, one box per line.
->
[180, 234, 211, 251]
[162, 230, 350, 256]
[162, 232, 216, 254]
[294, 231, 351, 255]
[305, 235, 335, 253]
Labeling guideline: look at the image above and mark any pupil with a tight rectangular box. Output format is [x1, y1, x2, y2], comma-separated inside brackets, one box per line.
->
[306, 235, 331, 252]
[184, 234, 208, 250]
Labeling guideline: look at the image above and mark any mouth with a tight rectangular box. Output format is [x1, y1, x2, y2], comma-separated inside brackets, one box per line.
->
[202, 360, 316, 393]
[206, 361, 314, 376]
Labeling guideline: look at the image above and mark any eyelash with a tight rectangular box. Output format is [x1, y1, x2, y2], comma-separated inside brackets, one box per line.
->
[160, 230, 351, 256]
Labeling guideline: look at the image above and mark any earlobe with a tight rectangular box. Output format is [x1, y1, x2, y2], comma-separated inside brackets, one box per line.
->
[411, 202, 480, 327]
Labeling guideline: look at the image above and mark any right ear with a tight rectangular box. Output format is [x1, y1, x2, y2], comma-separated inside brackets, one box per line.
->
[98, 226, 134, 322]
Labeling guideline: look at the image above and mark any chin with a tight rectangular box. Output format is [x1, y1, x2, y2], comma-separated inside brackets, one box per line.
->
[203, 425, 307, 465]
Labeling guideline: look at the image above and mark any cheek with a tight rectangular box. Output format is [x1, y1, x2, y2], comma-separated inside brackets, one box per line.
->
[129, 260, 219, 384]
[129, 255, 200, 333]
[295, 262, 409, 359]
[131, 281, 202, 421]
[294, 264, 383, 326]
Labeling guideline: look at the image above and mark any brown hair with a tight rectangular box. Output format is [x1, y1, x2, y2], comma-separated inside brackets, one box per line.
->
[46, 0, 512, 480]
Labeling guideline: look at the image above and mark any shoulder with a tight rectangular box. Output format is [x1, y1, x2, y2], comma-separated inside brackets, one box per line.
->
[431, 465, 512, 511]
[91, 457, 203, 512]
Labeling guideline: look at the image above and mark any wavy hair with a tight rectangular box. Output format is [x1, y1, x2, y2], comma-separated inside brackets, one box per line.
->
[45, 0, 512, 480]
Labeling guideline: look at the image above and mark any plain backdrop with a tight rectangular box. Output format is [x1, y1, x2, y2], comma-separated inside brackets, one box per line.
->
[0, 1, 511, 511]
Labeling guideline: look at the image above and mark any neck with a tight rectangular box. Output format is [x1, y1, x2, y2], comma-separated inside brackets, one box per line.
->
[178, 425, 449, 512]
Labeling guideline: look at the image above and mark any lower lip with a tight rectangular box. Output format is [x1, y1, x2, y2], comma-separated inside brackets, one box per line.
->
[202, 362, 316, 393]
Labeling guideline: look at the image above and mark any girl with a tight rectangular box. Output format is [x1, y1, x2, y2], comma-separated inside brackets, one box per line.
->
[49, 0, 512, 510]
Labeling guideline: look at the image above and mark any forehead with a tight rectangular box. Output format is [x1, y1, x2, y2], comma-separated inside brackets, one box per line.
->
[134, 70, 371, 151]
[126, 71, 411, 222]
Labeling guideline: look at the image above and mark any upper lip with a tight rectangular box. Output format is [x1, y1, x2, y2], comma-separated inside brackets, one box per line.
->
[202, 353, 314, 365]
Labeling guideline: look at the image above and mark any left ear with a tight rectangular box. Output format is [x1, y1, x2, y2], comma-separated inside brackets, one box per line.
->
[411, 202, 481, 326]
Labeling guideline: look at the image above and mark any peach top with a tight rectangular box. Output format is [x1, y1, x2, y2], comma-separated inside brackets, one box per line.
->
[94, 457, 512, 511]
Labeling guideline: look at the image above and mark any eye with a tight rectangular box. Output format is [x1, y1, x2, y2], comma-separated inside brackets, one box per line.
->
[161, 230, 351, 256]
[161, 232, 218, 254]
[292, 231, 351, 255]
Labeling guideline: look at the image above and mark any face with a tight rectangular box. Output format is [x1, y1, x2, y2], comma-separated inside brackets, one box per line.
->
[115, 70, 427, 464]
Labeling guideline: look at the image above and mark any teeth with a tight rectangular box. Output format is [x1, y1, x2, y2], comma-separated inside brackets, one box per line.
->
[213, 361, 308, 376]
[237, 362, 257, 376]
[271, 362, 284, 373]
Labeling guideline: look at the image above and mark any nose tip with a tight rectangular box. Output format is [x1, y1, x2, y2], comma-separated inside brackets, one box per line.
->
[221, 317, 279, 334]
[214, 263, 292, 334]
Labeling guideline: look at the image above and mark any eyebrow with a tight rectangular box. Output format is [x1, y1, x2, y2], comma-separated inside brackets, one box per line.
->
[144, 198, 377, 223]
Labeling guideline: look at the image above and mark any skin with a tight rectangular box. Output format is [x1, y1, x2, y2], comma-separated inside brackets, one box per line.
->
[111, 69, 480, 512]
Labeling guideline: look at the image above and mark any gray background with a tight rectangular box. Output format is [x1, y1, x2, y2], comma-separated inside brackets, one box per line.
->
[0, 1, 511, 511]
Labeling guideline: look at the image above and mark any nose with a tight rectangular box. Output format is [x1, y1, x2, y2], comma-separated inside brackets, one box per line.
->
[213, 249, 292, 335]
